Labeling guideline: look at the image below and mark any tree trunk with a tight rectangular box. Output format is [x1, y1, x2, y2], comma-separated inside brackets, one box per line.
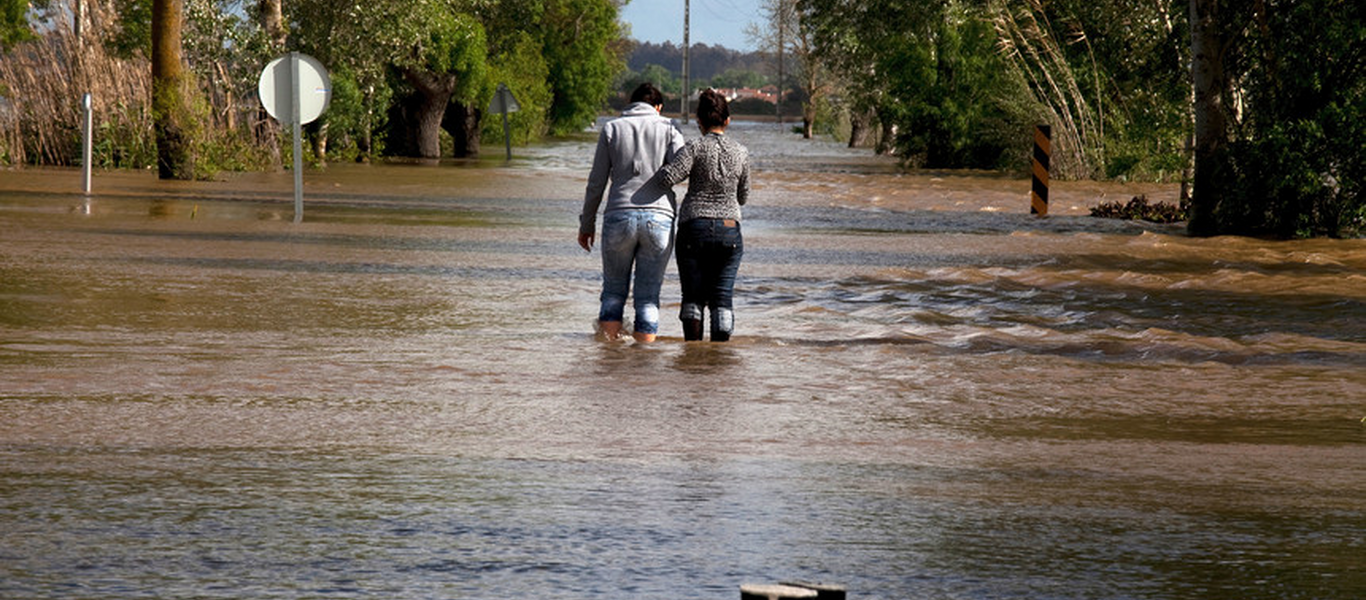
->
[875, 110, 897, 156]
[311, 122, 329, 164]
[1188, 0, 1228, 236]
[357, 86, 375, 162]
[259, 0, 286, 49]
[254, 0, 285, 169]
[848, 107, 871, 148]
[152, 0, 193, 180]
[444, 102, 482, 158]
[403, 70, 458, 159]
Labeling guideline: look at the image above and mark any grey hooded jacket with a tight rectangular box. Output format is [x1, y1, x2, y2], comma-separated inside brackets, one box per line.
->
[579, 103, 686, 236]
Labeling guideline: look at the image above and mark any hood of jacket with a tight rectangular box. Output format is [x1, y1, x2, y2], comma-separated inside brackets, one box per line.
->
[620, 102, 661, 118]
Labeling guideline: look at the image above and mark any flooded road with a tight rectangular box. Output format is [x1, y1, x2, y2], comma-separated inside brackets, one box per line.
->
[2, 122, 1364, 599]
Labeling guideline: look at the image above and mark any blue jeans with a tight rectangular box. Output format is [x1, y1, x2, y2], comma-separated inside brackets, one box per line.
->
[599, 209, 674, 334]
[675, 218, 743, 340]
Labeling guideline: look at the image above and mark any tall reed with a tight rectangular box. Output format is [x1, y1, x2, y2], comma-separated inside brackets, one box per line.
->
[992, 0, 1106, 180]
[1, 1, 151, 167]
[1, 0, 274, 172]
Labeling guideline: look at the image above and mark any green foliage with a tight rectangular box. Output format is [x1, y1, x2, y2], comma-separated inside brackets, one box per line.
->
[482, 31, 552, 145]
[803, 0, 1032, 168]
[1, 0, 33, 49]
[877, 2, 1033, 169]
[1050, 0, 1191, 181]
[710, 68, 769, 90]
[309, 66, 391, 161]
[1201, 0, 1365, 238]
[289, 0, 490, 159]
[94, 102, 156, 169]
[106, 0, 152, 59]
[417, 11, 488, 102]
[730, 96, 777, 116]
[619, 63, 680, 95]
[540, 0, 623, 134]
[805, 0, 1197, 177]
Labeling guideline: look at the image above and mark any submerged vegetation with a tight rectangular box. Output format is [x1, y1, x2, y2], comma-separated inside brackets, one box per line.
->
[1090, 195, 1188, 224]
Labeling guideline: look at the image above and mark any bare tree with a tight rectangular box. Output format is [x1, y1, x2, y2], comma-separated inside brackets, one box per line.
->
[749, 0, 826, 138]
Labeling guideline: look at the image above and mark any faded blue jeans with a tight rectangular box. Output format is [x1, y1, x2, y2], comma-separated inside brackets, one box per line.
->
[599, 209, 674, 335]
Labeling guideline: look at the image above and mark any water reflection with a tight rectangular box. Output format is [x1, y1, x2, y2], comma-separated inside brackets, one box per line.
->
[1, 122, 1363, 599]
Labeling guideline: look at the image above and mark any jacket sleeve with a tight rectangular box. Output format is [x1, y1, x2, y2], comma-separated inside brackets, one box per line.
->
[579, 129, 613, 235]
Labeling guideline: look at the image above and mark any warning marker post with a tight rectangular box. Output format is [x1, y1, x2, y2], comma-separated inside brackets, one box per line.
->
[1031, 124, 1051, 216]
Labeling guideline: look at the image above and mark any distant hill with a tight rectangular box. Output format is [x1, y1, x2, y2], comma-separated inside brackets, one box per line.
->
[627, 41, 770, 82]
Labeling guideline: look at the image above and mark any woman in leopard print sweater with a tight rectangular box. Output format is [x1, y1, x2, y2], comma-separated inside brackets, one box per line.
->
[655, 89, 751, 342]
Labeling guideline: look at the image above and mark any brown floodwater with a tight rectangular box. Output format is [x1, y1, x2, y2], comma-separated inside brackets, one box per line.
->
[1, 121, 1363, 599]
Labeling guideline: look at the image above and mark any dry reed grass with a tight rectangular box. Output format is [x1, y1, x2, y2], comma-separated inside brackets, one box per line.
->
[993, 0, 1106, 180]
[1, 2, 152, 167]
[1, 1, 274, 171]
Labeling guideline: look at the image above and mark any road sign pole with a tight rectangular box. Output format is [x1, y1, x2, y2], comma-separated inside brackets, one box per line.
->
[502, 112, 512, 160]
[81, 93, 92, 194]
[291, 52, 304, 224]
[488, 83, 520, 162]
[259, 52, 330, 224]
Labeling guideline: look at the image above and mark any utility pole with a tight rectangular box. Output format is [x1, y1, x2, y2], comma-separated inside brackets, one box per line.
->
[682, 0, 690, 123]
[776, 0, 784, 124]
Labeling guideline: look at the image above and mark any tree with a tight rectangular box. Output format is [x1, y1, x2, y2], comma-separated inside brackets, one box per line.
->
[396, 11, 486, 159]
[152, 0, 196, 178]
[291, 0, 487, 160]
[751, 0, 827, 137]
[540, 0, 623, 134]
[801, 0, 936, 153]
[479, 30, 552, 146]
[802, 0, 1033, 165]
[257, 0, 284, 49]
[710, 68, 769, 90]
[1187, 0, 1226, 235]
[1187, 0, 1365, 237]
[621, 63, 681, 95]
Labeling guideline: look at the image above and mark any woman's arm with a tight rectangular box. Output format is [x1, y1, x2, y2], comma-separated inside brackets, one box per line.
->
[655, 141, 697, 187]
[736, 156, 751, 206]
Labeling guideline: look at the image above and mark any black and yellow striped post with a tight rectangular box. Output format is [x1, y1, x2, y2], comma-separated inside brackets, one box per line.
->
[1031, 124, 1051, 216]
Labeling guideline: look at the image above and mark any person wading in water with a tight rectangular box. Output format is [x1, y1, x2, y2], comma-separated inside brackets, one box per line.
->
[654, 89, 751, 342]
[578, 83, 686, 342]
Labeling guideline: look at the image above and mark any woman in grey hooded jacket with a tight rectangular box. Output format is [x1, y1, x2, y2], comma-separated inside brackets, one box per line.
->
[578, 83, 686, 342]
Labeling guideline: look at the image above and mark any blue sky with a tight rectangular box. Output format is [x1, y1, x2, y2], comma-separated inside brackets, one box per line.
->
[619, 0, 764, 51]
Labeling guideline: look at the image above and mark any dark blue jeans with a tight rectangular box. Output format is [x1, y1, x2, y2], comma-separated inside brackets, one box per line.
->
[675, 218, 743, 340]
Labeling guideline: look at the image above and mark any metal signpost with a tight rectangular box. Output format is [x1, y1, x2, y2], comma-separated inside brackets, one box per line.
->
[488, 83, 520, 161]
[258, 52, 331, 223]
[81, 93, 92, 194]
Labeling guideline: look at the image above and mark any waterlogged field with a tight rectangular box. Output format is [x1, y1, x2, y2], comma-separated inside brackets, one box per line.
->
[2, 122, 1363, 599]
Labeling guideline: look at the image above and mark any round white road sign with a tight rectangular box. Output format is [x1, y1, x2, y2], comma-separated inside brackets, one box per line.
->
[258, 53, 331, 125]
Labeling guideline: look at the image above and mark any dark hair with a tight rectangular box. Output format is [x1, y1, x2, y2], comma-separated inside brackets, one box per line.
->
[697, 89, 730, 130]
[630, 83, 665, 107]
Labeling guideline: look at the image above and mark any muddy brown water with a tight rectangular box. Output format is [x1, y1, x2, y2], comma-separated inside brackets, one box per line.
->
[2, 121, 1363, 599]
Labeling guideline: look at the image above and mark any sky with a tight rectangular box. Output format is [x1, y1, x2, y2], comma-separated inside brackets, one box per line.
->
[619, 0, 765, 52]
